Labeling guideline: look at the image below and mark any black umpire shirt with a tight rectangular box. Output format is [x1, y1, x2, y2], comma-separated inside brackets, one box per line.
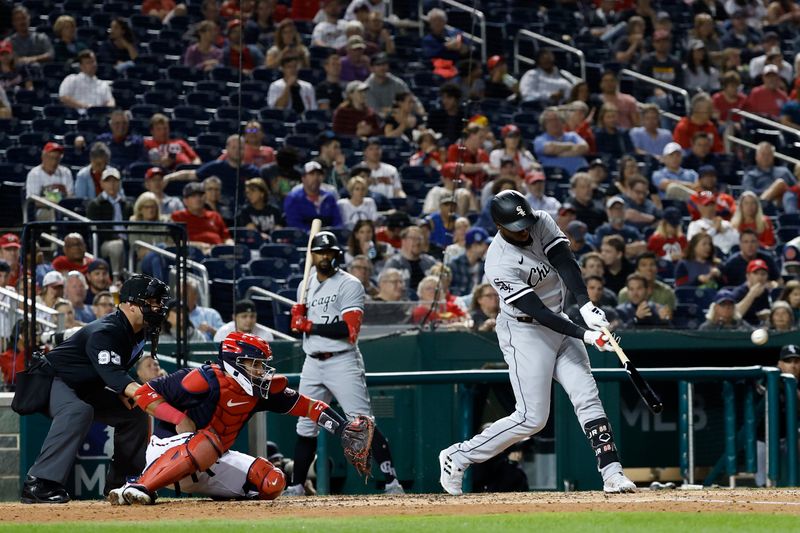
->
[45, 308, 146, 396]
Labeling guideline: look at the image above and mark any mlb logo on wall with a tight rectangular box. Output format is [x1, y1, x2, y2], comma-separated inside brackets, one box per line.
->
[69, 423, 115, 498]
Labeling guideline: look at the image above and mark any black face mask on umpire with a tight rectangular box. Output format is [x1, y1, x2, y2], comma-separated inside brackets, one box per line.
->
[120, 274, 171, 359]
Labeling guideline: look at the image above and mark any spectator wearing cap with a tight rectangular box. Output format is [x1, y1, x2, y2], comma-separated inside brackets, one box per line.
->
[37, 271, 65, 310]
[84, 258, 112, 305]
[51, 233, 91, 276]
[721, 9, 761, 53]
[143, 167, 183, 215]
[222, 19, 264, 75]
[519, 48, 573, 104]
[730, 191, 776, 248]
[422, 8, 469, 62]
[485, 55, 518, 99]
[616, 273, 671, 328]
[749, 38, 793, 81]
[533, 108, 589, 177]
[58, 50, 115, 110]
[236, 177, 285, 237]
[361, 137, 404, 199]
[267, 54, 317, 112]
[687, 165, 735, 219]
[742, 142, 797, 203]
[618, 251, 677, 312]
[86, 167, 133, 276]
[699, 290, 753, 331]
[75, 143, 119, 200]
[637, 29, 683, 88]
[651, 142, 699, 200]
[426, 83, 465, 146]
[423, 161, 473, 216]
[63, 270, 95, 323]
[376, 210, 411, 249]
[9, 6, 53, 65]
[365, 52, 423, 117]
[332, 80, 381, 137]
[682, 132, 720, 173]
[647, 206, 687, 261]
[337, 175, 378, 229]
[732, 258, 775, 325]
[425, 193, 458, 249]
[566, 220, 593, 256]
[621, 175, 661, 231]
[312, 0, 348, 49]
[713, 71, 748, 124]
[341, 35, 370, 82]
[566, 172, 606, 233]
[144, 113, 201, 170]
[447, 227, 489, 297]
[489, 124, 537, 176]
[409, 128, 444, 170]
[315, 50, 345, 111]
[213, 299, 275, 342]
[722, 228, 780, 286]
[525, 171, 561, 220]
[165, 135, 260, 201]
[672, 93, 725, 153]
[0, 234, 20, 288]
[595, 196, 647, 256]
[744, 64, 789, 120]
[171, 182, 233, 247]
[628, 103, 673, 157]
[687, 190, 739, 254]
[26, 142, 74, 219]
[283, 161, 343, 231]
[94, 110, 146, 171]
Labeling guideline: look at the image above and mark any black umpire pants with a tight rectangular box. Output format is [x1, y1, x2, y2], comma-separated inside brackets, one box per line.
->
[27, 377, 149, 493]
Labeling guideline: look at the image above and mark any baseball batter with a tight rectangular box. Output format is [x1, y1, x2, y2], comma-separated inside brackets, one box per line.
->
[439, 190, 636, 494]
[287, 231, 404, 495]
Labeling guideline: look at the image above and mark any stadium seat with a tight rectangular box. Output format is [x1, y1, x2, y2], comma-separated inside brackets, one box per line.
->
[187, 91, 224, 110]
[674, 287, 718, 309]
[209, 278, 236, 322]
[6, 146, 41, 166]
[778, 214, 800, 228]
[258, 108, 298, 123]
[173, 105, 209, 122]
[208, 119, 239, 133]
[196, 132, 228, 147]
[130, 104, 161, 119]
[209, 244, 252, 263]
[194, 144, 222, 161]
[0, 182, 24, 228]
[236, 276, 276, 299]
[249, 258, 292, 280]
[259, 243, 300, 264]
[777, 226, 799, 244]
[166, 65, 203, 83]
[270, 228, 309, 247]
[0, 163, 26, 183]
[231, 227, 264, 249]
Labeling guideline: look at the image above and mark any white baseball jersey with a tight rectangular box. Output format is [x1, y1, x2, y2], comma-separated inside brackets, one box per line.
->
[296, 268, 365, 354]
[484, 210, 570, 320]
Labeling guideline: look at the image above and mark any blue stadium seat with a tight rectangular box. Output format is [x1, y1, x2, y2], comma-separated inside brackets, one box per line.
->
[208, 119, 239, 133]
[11, 103, 36, 121]
[60, 197, 87, 217]
[674, 287, 717, 309]
[293, 121, 325, 135]
[231, 227, 264, 249]
[166, 65, 203, 83]
[283, 134, 315, 149]
[6, 146, 41, 166]
[194, 145, 221, 161]
[209, 244, 251, 263]
[211, 66, 246, 83]
[303, 109, 332, 123]
[144, 90, 180, 108]
[0, 182, 24, 228]
[202, 258, 244, 280]
[258, 108, 298, 123]
[0, 119, 24, 136]
[33, 118, 72, 136]
[286, 274, 305, 290]
[196, 80, 227, 93]
[241, 80, 270, 94]
[148, 40, 183, 58]
[196, 132, 228, 147]
[672, 303, 702, 329]
[251, 68, 278, 83]
[127, 162, 154, 180]
[251, 294, 277, 329]
[249, 258, 292, 279]
[173, 105, 208, 122]
[325, 227, 351, 244]
[209, 278, 236, 322]
[87, 107, 114, 120]
[124, 64, 160, 81]
[236, 276, 276, 299]
[402, 179, 425, 198]
[76, 118, 107, 135]
[130, 104, 161, 119]
[778, 226, 800, 244]
[778, 214, 800, 227]
[259, 243, 300, 264]
[18, 131, 50, 147]
[0, 162, 26, 183]
[187, 91, 224, 109]
[216, 105, 255, 121]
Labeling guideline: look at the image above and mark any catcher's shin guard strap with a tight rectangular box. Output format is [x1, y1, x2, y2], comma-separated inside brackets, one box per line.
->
[136, 429, 224, 492]
[246, 457, 285, 500]
[584, 417, 620, 470]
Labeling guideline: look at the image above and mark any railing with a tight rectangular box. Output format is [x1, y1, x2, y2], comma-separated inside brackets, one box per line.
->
[418, 0, 487, 64]
[733, 108, 800, 139]
[23, 195, 99, 257]
[0, 286, 61, 331]
[727, 135, 800, 166]
[280, 366, 793, 494]
[40, 233, 95, 261]
[514, 29, 586, 81]
[619, 69, 691, 116]
[243, 286, 299, 341]
[128, 240, 210, 307]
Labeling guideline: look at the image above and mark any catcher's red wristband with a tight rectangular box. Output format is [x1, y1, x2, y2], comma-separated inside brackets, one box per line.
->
[152, 401, 187, 425]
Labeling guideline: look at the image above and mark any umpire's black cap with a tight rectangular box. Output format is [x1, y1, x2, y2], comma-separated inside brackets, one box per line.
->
[310, 231, 341, 253]
[490, 190, 538, 232]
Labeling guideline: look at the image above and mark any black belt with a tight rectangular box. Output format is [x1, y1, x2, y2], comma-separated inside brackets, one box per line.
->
[517, 317, 534, 323]
[308, 349, 350, 361]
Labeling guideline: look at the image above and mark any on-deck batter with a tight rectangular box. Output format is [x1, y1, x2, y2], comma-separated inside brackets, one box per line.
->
[438, 190, 636, 495]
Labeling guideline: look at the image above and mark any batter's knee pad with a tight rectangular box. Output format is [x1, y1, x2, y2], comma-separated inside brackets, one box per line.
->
[584, 417, 620, 470]
[137, 429, 224, 492]
[247, 457, 285, 500]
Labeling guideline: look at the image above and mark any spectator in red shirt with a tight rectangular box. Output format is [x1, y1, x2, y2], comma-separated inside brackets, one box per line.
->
[141, 0, 187, 24]
[743, 64, 789, 119]
[0, 233, 20, 288]
[51, 233, 90, 275]
[144, 113, 201, 170]
[0, 320, 27, 387]
[290, 0, 320, 20]
[712, 70, 746, 123]
[673, 92, 725, 153]
[565, 100, 597, 153]
[171, 182, 233, 248]
[223, 19, 264, 75]
[599, 70, 640, 129]
[446, 124, 490, 191]
[332, 80, 381, 137]
[687, 165, 736, 220]
[219, 119, 275, 167]
[647, 207, 687, 262]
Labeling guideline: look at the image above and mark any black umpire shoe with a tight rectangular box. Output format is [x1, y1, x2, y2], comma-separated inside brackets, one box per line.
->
[20, 475, 71, 504]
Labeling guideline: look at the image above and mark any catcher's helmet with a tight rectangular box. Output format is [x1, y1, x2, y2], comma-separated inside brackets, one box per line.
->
[490, 190, 538, 232]
[219, 331, 276, 398]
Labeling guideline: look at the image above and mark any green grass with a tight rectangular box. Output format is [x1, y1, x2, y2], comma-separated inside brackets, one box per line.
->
[2, 513, 800, 532]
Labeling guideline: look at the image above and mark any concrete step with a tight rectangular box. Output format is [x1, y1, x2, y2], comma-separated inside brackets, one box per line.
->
[0, 476, 19, 502]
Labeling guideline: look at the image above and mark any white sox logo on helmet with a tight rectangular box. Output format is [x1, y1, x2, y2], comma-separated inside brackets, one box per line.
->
[320, 234, 329, 245]
[516, 206, 526, 217]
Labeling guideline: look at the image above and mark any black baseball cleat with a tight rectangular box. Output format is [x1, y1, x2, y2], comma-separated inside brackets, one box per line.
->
[20, 475, 71, 504]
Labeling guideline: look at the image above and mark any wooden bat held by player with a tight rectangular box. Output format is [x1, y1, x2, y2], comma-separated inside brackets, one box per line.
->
[601, 327, 663, 414]
[299, 219, 322, 305]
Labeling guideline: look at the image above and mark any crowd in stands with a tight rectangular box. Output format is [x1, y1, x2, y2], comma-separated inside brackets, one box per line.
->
[3, 0, 800, 388]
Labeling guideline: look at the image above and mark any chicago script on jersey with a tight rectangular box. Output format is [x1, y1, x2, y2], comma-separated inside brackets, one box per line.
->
[526, 264, 551, 288]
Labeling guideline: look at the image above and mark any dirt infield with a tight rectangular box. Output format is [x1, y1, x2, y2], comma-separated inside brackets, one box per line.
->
[2, 489, 800, 522]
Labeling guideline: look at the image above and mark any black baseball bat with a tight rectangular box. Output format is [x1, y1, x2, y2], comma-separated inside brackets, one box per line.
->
[602, 328, 663, 414]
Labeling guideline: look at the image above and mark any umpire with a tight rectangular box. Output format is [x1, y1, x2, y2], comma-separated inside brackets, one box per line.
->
[21, 274, 170, 504]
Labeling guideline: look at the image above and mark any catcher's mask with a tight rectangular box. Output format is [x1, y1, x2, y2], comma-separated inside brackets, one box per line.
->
[218, 331, 276, 398]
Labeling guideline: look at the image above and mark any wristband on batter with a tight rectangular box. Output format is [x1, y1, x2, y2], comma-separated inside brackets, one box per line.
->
[152, 401, 187, 426]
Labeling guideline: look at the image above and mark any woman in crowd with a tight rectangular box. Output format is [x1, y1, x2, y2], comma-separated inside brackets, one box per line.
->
[54, 299, 83, 329]
[234, 177, 284, 238]
[443, 217, 471, 264]
[183, 20, 222, 72]
[345, 219, 389, 267]
[0, 40, 33, 92]
[768, 301, 796, 332]
[683, 40, 721, 94]
[383, 92, 418, 140]
[245, 0, 279, 47]
[160, 300, 207, 343]
[52, 15, 88, 65]
[265, 18, 309, 68]
[489, 124, 537, 175]
[338, 176, 378, 229]
[98, 18, 139, 72]
[779, 280, 800, 323]
[593, 103, 635, 158]
[129, 192, 171, 278]
[684, 13, 722, 65]
[647, 207, 687, 262]
[469, 282, 499, 332]
[409, 128, 444, 170]
[607, 155, 662, 208]
[675, 232, 722, 287]
[730, 191, 776, 247]
[75, 142, 115, 200]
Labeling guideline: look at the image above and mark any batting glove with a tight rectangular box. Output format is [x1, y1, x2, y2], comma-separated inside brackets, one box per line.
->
[291, 304, 308, 319]
[583, 330, 614, 352]
[291, 315, 313, 334]
[579, 302, 610, 331]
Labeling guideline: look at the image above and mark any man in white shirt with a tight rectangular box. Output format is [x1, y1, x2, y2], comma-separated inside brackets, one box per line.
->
[363, 137, 405, 199]
[525, 170, 561, 219]
[687, 190, 740, 255]
[519, 48, 573, 104]
[312, 0, 349, 49]
[344, 0, 387, 21]
[267, 55, 317, 112]
[25, 142, 74, 208]
[213, 299, 275, 342]
[58, 50, 115, 111]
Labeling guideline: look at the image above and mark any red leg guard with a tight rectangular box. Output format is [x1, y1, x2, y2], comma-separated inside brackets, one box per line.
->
[246, 457, 286, 500]
[136, 429, 224, 492]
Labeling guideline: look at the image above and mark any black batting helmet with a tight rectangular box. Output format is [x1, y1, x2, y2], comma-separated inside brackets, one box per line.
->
[490, 190, 537, 231]
[310, 231, 341, 253]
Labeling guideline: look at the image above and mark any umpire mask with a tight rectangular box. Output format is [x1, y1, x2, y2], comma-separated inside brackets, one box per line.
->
[120, 275, 171, 355]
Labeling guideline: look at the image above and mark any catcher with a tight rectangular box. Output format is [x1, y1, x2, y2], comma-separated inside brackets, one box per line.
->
[107, 331, 374, 505]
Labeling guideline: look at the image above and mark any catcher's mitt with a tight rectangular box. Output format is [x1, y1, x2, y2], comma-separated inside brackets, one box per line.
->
[341, 415, 375, 478]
